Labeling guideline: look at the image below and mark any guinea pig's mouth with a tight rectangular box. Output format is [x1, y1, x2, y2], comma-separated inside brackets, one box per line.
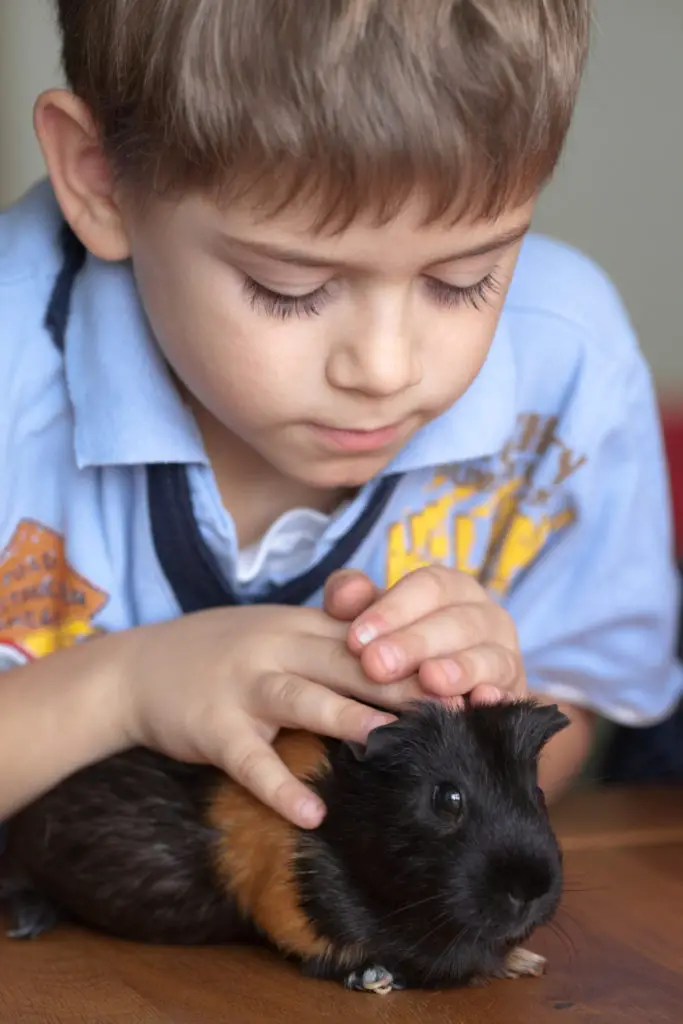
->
[500, 923, 537, 946]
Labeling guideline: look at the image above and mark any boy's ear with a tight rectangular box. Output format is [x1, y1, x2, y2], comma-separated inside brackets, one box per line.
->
[33, 89, 131, 262]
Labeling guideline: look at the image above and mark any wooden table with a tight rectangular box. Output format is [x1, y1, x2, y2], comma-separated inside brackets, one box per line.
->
[1, 786, 682, 1023]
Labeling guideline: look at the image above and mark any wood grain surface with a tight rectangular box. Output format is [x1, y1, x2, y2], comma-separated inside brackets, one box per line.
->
[1, 786, 681, 1023]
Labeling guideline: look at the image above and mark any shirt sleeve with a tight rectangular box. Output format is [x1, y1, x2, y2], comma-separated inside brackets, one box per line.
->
[507, 342, 683, 726]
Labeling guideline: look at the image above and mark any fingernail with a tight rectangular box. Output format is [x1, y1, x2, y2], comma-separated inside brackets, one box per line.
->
[440, 660, 462, 686]
[377, 643, 402, 675]
[299, 798, 326, 828]
[354, 622, 378, 647]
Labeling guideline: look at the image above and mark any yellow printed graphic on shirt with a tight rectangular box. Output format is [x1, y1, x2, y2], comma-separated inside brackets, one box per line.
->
[0, 520, 108, 668]
[386, 413, 585, 596]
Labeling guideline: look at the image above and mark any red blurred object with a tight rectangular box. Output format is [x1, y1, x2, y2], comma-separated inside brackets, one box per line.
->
[662, 408, 683, 554]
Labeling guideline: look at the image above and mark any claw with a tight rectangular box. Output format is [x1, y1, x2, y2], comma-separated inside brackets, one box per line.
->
[5, 891, 61, 941]
[498, 947, 547, 979]
[344, 964, 406, 995]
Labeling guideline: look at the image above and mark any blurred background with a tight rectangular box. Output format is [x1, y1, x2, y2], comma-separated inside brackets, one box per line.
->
[1, 0, 682, 541]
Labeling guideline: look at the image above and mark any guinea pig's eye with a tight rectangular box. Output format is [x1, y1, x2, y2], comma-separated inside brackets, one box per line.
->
[432, 783, 464, 819]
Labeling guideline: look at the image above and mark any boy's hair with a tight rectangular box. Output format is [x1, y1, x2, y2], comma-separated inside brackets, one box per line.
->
[55, 0, 590, 228]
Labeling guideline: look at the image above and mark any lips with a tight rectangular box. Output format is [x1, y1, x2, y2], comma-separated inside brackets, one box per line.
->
[312, 422, 403, 453]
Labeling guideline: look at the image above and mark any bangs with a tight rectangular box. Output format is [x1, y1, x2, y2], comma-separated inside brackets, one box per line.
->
[61, 0, 590, 229]
[133, 135, 555, 234]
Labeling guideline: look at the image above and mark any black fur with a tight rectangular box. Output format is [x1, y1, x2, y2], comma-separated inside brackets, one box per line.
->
[297, 700, 569, 988]
[0, 700, 567, 990]
[1, 750, 256, 945]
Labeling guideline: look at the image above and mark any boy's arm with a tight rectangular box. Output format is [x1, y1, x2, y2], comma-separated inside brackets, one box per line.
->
[0, 634, 130, 820]
[512, 315, 682, 793]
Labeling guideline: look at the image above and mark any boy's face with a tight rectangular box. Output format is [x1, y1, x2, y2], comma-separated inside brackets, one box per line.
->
[124, 192, 534, 491]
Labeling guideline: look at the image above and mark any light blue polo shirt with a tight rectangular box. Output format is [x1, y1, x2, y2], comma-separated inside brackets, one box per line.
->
[0, 179, 681, 726]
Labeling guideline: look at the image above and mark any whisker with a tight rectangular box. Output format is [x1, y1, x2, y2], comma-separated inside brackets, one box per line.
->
[412, 910, 454, 951]
[374, 892, 449, 926]
[425, 921, 483, 985]
[562, 884, 608, 895]
[548, 918, 578, 960]
[397, 910, 458, 973]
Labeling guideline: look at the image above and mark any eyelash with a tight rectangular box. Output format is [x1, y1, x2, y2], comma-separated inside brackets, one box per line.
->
[425, 272, 501, 312]
[242, 271, 501, 320]
[242, 278, 329, 319]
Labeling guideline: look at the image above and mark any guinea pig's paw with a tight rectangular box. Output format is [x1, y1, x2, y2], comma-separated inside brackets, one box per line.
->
[343, 965, 406, 995]
[5, 890, 61, 941]
[498, 947, 547, 980]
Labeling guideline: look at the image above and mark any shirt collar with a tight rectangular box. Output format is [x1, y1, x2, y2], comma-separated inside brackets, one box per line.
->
[66, 255, 516, 472]
[65, 255, 208, 469]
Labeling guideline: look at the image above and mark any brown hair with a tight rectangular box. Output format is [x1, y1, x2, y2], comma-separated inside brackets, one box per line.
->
[55, 0, 591, 228]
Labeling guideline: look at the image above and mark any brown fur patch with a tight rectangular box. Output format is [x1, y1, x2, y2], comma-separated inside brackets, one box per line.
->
[207, 731, 356, 964]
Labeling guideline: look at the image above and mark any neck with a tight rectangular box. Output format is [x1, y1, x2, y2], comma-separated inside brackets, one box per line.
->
[185, 394, 348, 547]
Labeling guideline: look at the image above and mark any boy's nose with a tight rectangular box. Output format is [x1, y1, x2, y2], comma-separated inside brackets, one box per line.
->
[326, 321, 421, 399]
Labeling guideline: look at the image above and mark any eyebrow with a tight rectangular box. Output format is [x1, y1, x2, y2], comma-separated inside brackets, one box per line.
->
[221, 222, 532, 270]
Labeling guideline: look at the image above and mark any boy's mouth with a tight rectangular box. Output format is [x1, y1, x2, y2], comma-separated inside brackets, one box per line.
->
[310, 422, 405, 453]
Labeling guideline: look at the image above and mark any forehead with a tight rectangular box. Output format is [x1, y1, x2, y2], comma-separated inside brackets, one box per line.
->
[148, 189, 536, 272]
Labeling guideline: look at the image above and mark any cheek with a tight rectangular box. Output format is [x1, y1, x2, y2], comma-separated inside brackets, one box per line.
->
[426, 306, 500, 397]
[132, 254, 319, 426]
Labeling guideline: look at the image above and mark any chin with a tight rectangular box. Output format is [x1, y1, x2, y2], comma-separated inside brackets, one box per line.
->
[307, 456, 395, 491]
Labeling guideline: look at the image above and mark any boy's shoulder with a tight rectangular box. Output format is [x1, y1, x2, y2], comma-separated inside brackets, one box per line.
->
[0, 180, 67, 366]
[501, 231, 653, 442]
[0, 182, 75, 453]
[0, 179, 65, 286]
[508, 232, 640, 365]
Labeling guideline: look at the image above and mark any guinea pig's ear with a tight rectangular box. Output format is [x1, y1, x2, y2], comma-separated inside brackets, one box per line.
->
[344, 740, 368, 762]
[343, 720, 406, 762]
[522, 703, 571, 759]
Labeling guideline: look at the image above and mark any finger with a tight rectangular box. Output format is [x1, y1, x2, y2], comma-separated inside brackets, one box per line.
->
[418, 641, 523, 698]
[254, 672, 396, 740]
[442, 695, 467, 712]
[283, 633, 403, 694]
[265, 636, 427, 709]
[358, 603, 513, 684]
[348, 565, 488, 651]
[225, 731, 327, 830]
[324, 570, 382, 622]
[468, 684, 510, 706]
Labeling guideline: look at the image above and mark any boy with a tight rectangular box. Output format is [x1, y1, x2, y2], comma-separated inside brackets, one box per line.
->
[0, 0, 680, 834]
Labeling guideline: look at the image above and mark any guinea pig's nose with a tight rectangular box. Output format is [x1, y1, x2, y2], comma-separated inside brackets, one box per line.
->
[504, 882, 538, 917]
[488, 857, 555, 921]
[506, 891, 526, 915]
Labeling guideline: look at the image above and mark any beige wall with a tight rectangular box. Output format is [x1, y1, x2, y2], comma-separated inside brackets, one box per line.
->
[0, 1, 63, 209]
[1, 0, 682, 393]
[534, 0, 683, 400]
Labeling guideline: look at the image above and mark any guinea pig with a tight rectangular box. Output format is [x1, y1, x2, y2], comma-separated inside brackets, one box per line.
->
[1, 699, 569, 995]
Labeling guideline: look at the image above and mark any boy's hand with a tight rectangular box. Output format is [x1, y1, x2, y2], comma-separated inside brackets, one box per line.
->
[118, 605, 424, 830]
[324, 567, 526, 706]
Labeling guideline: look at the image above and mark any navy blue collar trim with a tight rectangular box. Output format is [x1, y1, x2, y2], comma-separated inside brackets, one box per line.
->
[147, 463, 398, 611]
[45, 222, 87, 352]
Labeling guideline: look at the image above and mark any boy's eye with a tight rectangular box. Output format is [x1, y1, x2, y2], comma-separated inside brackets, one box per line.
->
[424, 270, 501, 311]
[243, 277, 331, 319]
[243, 268, 502, 320]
